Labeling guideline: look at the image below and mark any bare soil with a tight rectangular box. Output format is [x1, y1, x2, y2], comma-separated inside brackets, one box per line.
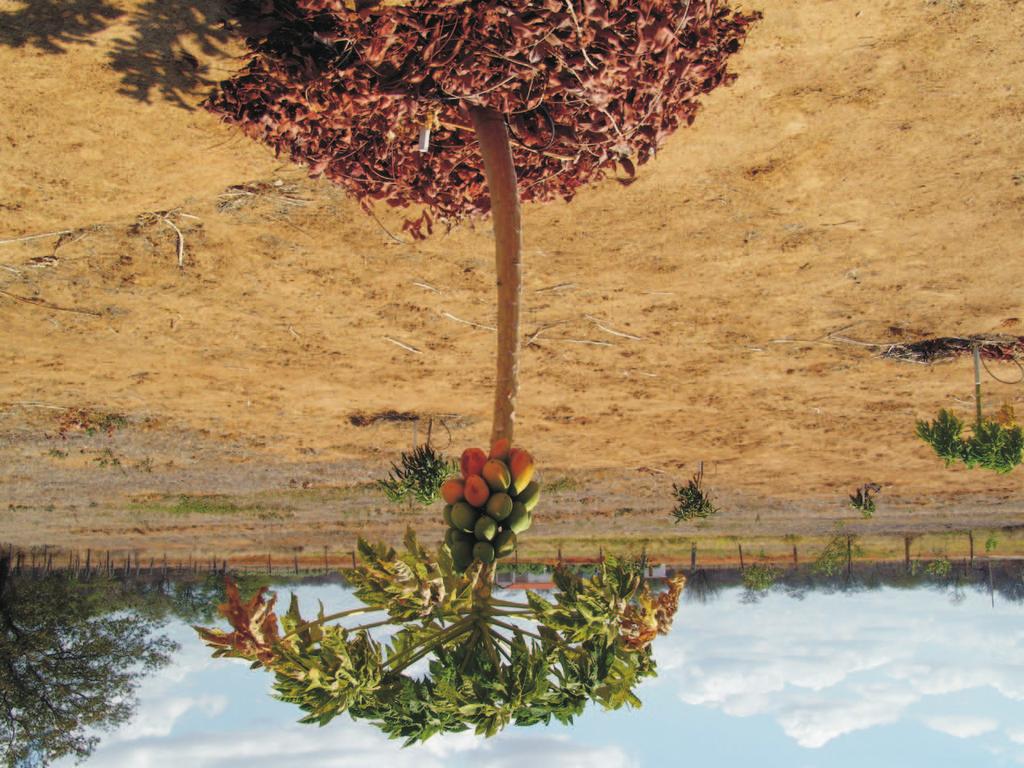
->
[1, 0, 1023, 561]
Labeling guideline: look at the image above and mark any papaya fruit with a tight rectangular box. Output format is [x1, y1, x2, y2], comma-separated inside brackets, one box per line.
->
[485, 492, 513, 521]
[506, 502, 532, 534]
[482, 459, 511, 492]
[442, 504, 454, 528]
[464, 475, 490, 507]
[441, 478, 465, 504]
[452, 540, 474, 570]
[515, 481, 540, 512]
[474, 515, 498, 542]
[473, 541, 496, 564]
[509, 449, 535, 494]
[494, 529, 517, 558]
[460, 447, 488, 479]
[447, 528, 473, 547]
[450, 502, 477, 533]
[489, 438, 511, 461]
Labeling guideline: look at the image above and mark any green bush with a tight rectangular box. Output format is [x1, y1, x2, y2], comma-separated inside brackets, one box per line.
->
[916, 409, 1023, 473]
[378, 445, 457, 505]
[742, 564, 780, 591]
[670, 466, 718, 523]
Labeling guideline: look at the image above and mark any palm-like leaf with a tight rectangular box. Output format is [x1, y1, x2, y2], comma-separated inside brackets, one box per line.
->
[194, 535, 683, 743]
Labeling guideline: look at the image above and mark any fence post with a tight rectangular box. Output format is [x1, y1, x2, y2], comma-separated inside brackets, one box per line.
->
[738, 543, 744, 570]
[690, 542, 697, 572]
[904, 536, 911, 571]
[968, 531, 974, 567]
[793, 545, 798, 567]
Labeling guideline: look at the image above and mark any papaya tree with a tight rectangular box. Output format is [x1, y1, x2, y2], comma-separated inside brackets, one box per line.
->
[916, 345, 1023, 473]
[195, 0, 755, 737]
[207, 0, 759, 444]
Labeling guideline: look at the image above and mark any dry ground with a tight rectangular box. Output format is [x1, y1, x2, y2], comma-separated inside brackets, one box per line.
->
[1, 0, 1023, 561]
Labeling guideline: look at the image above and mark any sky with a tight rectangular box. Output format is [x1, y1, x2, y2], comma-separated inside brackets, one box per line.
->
[56, 581, 1024, 768]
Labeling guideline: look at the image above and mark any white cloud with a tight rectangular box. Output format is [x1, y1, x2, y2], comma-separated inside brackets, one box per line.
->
[657, 588, 1024, 749]
[923, 716, 999, 739]
[79, 721, 633, 768]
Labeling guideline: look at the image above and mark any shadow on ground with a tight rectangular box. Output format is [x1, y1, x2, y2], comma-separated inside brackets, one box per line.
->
[1, 0, 240, 109]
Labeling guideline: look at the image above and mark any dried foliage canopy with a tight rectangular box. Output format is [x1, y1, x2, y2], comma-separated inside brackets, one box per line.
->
[210, 0, 759, 235]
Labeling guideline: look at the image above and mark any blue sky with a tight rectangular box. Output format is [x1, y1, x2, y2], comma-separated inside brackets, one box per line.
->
[58, 582, 1024, 767]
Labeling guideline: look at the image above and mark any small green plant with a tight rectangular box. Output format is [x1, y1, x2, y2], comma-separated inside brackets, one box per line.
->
[136, 457, 154, 473]
[848, 483, 880, 517]
[670, 463, 718, 523]
[984, 534, 999, 553]
[742, 563, 780, 591]
[923, 558, 953, 579]
[917, 409, 1023, 473]
[378, 444, 456, 506]
[93, 449, 123, 470]
[171, 495, 242, 516]
[542, 476, 578, 493]
[812, 535, 861, 577]
[46, 448, 68, 459]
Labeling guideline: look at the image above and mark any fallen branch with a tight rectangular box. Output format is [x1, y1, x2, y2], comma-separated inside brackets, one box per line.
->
[0, 229, 73, 246]
[552, 338, 613, 347]
[585, 314, 642, 340]
[163, 218, 186, 268]
[384, 336, 422, 354]
[442, 311, 496, 332]
[0, 289, 101, 317]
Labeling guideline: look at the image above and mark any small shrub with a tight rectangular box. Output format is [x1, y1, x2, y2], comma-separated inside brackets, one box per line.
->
[916, 409, 1023, 473]
[378, 444, 456, 506]
[812, 535, 861, 577]
[984, 535, 999, 553]
[924, 558, 953, 579]
[670, 464, 718, 523]
[848, 483, 880, 517]
[742, 563, 780, 591]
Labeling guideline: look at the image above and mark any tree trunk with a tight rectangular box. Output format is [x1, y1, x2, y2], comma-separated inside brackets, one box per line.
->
[470, 106, 522, 447]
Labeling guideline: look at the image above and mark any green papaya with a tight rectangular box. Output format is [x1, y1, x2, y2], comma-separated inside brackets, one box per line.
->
[473, 541, 496, 564]
[506, 502, 531, 534]
[451, 540, 474, 571]
[450, 502, 477, 533]
[494, 529, 517, 558]
[475, 515, 498, 542]
[515, 481, 540, 512]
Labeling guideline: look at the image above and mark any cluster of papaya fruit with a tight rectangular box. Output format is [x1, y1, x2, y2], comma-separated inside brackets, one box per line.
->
[441, 439, 539, 572]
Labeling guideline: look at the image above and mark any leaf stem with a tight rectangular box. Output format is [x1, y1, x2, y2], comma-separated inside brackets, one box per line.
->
[280, 606, 383, 642]
[490, 619, 544, 642]
[387, 618, 474, 674]
[488, 598, 532, 610]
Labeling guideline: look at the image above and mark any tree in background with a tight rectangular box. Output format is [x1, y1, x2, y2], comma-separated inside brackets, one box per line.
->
[0, 559, 176, 768]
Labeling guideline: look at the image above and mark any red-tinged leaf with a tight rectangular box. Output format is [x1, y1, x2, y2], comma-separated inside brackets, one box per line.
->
[195, 577, 283, 665]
